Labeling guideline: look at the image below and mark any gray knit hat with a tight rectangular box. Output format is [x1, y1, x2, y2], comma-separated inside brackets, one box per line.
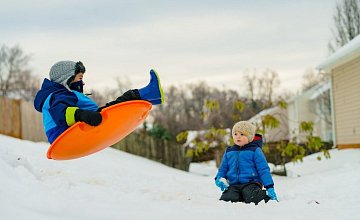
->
[232, 121, 256, 142]
[49, 61, 77, 89]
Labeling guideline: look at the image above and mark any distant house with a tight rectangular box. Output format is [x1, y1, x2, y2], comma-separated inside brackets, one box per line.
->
[287, 80, 332, 143]
[248, 106, 289, 142]
[317, 35, 360, 149]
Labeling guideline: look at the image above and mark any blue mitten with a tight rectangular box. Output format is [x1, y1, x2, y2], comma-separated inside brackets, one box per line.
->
[215, 177, 229, 191]
[266, 188, 278, 201]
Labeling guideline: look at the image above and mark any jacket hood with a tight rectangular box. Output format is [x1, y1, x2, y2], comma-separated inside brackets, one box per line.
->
[34, 79, 67, 112]
[250, 134, 263, 148]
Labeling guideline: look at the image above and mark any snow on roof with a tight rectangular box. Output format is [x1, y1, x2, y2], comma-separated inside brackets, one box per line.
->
[317, 34, 360, 71]
[248, 106, 279, 123]
[309, 80, 331, 100]
[287, 80, 330, 103]
[184, 129, 231, 148]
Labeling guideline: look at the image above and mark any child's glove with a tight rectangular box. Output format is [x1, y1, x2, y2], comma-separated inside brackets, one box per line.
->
[215, 177, 229, 191]
[75, 109, 102, 126]
[266, 188, 278, 201]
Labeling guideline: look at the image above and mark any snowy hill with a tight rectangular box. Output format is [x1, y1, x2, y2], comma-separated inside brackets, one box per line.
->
[0, 134, 359, 220]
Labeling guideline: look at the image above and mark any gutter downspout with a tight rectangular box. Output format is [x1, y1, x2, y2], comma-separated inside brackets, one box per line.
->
[329, 73, 337, 148]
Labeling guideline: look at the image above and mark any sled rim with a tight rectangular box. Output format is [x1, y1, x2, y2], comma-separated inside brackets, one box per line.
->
[47, 100, 152, 160]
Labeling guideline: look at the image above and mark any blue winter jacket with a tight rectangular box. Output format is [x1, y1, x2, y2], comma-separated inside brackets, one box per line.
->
[34, 79, 98, 143]
[215, 134, 274, 189]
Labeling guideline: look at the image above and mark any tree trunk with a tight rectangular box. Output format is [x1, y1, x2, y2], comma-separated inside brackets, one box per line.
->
[214, 148, 224, 168]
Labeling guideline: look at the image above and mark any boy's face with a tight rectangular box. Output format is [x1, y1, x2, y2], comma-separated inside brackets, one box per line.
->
[71, 72, 85, 85]
[232, 131, 249, 147]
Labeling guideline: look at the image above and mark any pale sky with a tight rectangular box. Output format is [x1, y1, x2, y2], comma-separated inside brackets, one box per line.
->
[1, 0, 336, 95]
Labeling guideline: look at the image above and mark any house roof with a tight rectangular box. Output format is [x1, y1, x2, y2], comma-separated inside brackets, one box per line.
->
[287, 80, 331, 103]
[248, 106, 279, 123]
[182, 129, 231, 148]
[317, 34, 360, 71]
[309, 80, 331, 100]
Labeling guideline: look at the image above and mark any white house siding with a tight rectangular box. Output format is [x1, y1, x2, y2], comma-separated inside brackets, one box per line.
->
[287, 103, 299, 141]
[287, 81, 332, 143]
[248, 107, 289, 142]
[332, 56, 360, 147]
[288, 96, 310, 143]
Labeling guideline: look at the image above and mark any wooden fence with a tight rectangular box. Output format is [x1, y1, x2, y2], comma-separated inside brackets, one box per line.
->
[1, 97, 191, 171]
[113, 132, 192, 171]
[0, 97, 47, 142]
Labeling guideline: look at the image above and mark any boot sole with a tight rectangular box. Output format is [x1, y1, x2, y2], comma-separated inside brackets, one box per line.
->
[151, 69, 165, 104]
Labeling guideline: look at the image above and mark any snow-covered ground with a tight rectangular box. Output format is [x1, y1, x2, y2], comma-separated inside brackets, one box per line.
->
[0, 134, 359, 220]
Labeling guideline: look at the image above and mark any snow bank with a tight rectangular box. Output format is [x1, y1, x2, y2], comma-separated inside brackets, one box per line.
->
[0, 134, 359, 220]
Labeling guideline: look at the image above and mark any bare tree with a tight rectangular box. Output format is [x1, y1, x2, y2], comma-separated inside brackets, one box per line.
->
[152, 84, 192, 135]
[309, 88, 332, 126]
[13, 70, 40, 101]
[260, 69, 280, 107]
[159, 83, 214, 134]
[304, 78, 333, 132]
[244, 68, 280, 108]
[0, 44, 38, 101]
[89, 75, 133, 107]
[244, 69, 257, 101]
[301, 69, 331, 92]
[114, 76, 133, 95]
[151, 82, 245, 136]
[328, 0, 360, 53]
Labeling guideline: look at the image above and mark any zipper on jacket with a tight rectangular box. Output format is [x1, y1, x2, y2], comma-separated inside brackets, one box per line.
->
[236, 148, 240, 183]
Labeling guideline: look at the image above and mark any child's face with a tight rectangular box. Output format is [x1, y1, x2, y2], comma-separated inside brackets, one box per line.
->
[232, 131, 249, 147]
[71, 72, 85, 85]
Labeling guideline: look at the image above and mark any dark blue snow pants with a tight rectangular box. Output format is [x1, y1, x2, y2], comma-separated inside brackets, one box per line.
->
[219, 183, 270, 205]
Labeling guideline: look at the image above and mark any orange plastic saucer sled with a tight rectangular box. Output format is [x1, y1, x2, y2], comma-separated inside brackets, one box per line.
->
[47, 100, 152, 160]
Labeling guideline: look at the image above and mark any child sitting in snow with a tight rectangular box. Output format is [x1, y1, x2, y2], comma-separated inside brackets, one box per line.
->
[34, 61, 164, 144]
[214, 121, 278, 205]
